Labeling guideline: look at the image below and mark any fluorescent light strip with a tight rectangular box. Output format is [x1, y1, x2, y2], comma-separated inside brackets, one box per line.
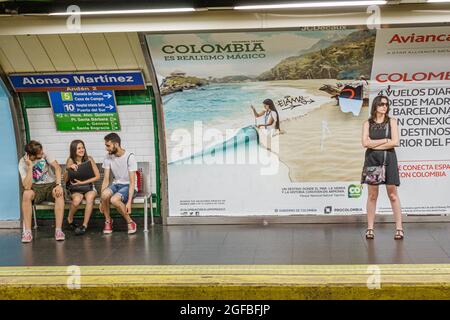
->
[235, 1, 387, 10]
[427, 0, 450, 3]
[49, 8, 195, 16]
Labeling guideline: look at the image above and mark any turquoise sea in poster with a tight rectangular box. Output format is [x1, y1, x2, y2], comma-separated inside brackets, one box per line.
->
[163, 82, 330, 163]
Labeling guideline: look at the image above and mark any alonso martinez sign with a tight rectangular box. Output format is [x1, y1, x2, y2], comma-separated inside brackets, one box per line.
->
[9, 71, 145, 92]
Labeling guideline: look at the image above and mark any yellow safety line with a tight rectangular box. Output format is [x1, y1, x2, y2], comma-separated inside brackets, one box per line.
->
[0, 264, 448, 300]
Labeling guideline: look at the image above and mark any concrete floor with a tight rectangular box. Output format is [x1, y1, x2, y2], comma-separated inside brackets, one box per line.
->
[1, 223, 449, 266]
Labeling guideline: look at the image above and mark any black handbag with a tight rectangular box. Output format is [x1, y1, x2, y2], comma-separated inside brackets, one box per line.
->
[66, 160, 95, 193]
[67, 182, 92, 194]
[361, 122, 389, 185]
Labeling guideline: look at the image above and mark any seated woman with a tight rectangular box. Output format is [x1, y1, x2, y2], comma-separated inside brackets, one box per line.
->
[64, 140, 100, 235]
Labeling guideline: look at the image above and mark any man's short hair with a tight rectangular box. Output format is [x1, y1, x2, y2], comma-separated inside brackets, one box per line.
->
[104, 133, 121, 146]
[25, 140, 42, 156]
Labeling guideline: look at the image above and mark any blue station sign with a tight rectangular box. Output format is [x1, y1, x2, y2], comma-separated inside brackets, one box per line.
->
[9, 71, 145, 92]
[48, 90, 117, 114]
[48, 90, 121, 132]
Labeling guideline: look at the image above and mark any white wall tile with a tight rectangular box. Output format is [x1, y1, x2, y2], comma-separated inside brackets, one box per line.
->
[26, 104, 157, 193]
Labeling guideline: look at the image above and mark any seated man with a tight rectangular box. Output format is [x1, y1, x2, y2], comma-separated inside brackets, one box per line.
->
[19, 140, 65, 243]
[100, 133, 138, 234]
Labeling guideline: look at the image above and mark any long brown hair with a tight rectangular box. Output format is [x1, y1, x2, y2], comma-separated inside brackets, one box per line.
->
[263, 98, 280, 130]
[69, 140, 88, 163]
[369, 95, 390, 124]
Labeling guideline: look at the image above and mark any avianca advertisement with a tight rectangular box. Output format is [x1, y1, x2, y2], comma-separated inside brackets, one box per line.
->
[146, 25, 450, 217]
[371, 26, 450, 214]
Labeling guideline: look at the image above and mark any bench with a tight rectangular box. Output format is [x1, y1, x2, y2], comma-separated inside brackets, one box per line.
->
[31, 162, 154, 232]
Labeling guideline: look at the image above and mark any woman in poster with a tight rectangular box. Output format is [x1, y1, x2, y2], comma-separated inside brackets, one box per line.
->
[251, 98, 281, 135]
[361, 95, 404, 240]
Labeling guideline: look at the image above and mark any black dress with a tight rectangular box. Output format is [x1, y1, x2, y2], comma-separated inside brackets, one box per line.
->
[361, 120, 400, 186]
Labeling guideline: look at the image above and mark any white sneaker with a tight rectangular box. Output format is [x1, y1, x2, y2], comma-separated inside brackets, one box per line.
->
[21, 230, 33, 243]
[55, 229, 65, 241]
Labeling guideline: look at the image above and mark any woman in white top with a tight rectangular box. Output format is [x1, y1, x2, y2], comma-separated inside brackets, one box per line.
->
[251, 98, 281, 134]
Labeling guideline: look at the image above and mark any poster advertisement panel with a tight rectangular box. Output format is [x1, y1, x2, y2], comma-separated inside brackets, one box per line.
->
[146, 25, 450, 217]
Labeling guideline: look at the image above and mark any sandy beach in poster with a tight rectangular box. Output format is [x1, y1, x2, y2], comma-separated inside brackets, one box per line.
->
[166, 78, 369, 183]
[261, 79, 368, 182]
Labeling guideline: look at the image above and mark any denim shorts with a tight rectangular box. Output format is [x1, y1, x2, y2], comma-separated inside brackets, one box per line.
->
[107, 183, 137, 203]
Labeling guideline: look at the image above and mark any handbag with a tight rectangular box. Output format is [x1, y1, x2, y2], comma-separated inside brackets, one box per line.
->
[67, 182, 92, 194]
[361, 123, 389, 185]
[66, 160, 95, 193]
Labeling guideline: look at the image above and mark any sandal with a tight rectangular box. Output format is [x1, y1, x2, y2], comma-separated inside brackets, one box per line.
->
[394, 229, 404, 240]
[365, 229, 374, 239]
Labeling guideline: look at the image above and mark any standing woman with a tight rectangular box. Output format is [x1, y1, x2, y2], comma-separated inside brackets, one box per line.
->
[251, 98, 281, 135]
[64, 140, 100, 235]
[361, 95, 404, 240]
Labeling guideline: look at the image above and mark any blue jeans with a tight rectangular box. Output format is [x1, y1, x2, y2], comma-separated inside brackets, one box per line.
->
[107, 184, 137, 203]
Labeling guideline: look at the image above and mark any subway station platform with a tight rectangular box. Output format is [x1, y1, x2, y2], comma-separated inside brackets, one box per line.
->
[0, 223, 449, 299]
[1, 223, 450, 266]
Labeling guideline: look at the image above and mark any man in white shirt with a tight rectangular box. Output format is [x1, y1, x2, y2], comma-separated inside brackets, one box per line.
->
[100, 133, 138, 234]
[18, 140, 65, 242]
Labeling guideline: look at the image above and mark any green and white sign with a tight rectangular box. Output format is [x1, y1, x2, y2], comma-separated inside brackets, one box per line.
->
[49, 90, 120, 131]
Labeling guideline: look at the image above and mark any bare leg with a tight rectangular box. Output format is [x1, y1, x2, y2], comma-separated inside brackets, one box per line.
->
[83, 190, 96, 227]
[100, 189, 113, 221]
[366, 185, 379, 230]
[386, 185, 403, 230]
[67, 193, 83, 224]
[53, 191, 65, 230]
[22, 190, 35, 230]
[110, 195, 132, 223]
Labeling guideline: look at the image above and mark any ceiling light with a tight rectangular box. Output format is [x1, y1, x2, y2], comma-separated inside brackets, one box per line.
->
[235, 1, 387, 10]
[49, 8, 195, 16]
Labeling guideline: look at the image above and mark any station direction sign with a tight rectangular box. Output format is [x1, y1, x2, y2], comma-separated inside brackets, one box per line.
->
[49, 90, 120, 131]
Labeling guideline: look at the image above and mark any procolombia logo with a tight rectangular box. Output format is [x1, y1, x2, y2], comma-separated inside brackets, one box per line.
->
[348, 184, 362, 198]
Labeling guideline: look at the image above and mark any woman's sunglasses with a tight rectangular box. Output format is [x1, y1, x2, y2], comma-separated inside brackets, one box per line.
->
[377, 102, 388, 107]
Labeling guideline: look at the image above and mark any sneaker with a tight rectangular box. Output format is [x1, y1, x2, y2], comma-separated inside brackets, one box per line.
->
[75, 225, 87, 236]
[67, 221, 79, 231]
[127, 221, 137, 234]
[103, 219, 113, 234]
[21, 230, 33, 243]
[55, 229, 65, 241]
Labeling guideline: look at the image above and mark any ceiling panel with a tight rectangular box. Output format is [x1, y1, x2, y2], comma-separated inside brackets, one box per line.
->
[15, 35, 55, 72]
[38, 35, 76, 71]
[82, 33, 118, 70]
[0, 35, 34, 73]
[104, 33, 139, 69]
[60, 34, 97, 70]
[0, 32, 150, 83]
[0, 48, 14, 74]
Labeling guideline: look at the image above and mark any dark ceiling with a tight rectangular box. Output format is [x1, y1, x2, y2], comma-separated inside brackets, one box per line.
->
[0, 0, 396, 15]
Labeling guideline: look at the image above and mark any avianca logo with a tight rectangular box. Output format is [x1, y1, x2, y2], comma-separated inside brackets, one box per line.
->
[389, 33, 450, 44]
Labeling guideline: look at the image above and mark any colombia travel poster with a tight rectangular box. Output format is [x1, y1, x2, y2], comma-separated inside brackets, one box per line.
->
[146, 25, 450, 217]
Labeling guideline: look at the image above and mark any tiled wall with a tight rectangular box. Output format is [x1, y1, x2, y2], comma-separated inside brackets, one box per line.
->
[26, 104, 156, 193]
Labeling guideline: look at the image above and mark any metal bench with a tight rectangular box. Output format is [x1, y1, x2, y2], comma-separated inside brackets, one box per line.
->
[31, 162, 154, 232]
